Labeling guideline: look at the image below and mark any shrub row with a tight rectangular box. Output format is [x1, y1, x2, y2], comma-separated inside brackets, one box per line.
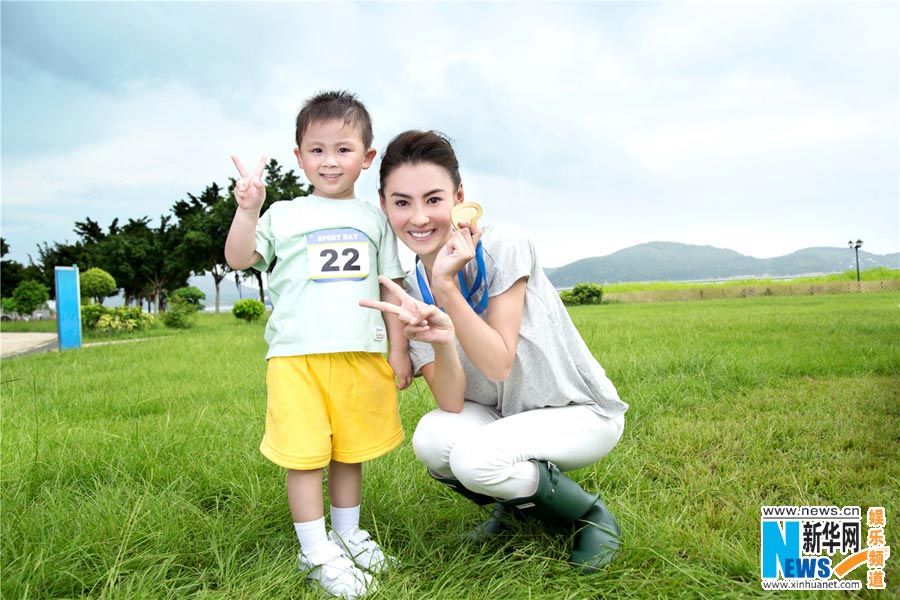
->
[559, 283, 604, 306]
[82, 304, 154, 333]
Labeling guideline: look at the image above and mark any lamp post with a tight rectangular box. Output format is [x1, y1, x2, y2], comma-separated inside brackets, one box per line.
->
[848, 239, 863, 282]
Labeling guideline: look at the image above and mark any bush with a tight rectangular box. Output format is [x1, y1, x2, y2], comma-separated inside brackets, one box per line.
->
[560, 282, 604, 306]
[162, 299, 196, 329]
[12, 280, 50, 316]
[162, 286, 205, 329]
[81, 302, 107, 329]
[82, 304, 154, 333]
[170, 286, 205, 312]
[80, 268, 117, 304]
[232, 299, 265, 323]
[1, 297, 17, 315]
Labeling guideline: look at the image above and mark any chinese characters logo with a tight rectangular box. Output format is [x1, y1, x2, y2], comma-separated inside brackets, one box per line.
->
[761, 505, 890, 591]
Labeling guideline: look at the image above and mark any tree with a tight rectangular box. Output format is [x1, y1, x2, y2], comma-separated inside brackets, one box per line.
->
[11, 280, 50, 317]
[1, 238, 27, 297]
[134, 216, 191, 312]
[12, 158, 308, 315]
[170, 286, 205, 310]
[88, 216, 190, 312]
[88, 218, 147, 306]
[31, 240, 89, 299]
[72, 215, 190, 312]
[1, 259, 25, 297]
[72, 216, 155, 307]
[173, 182, 231, 313]
[80, 267, 118, 304]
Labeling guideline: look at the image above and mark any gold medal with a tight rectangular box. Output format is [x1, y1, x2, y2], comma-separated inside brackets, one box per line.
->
[450, 202, 483, 229]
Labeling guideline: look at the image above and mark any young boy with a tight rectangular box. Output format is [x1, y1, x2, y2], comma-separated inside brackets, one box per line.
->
[225, 90, 410, 599]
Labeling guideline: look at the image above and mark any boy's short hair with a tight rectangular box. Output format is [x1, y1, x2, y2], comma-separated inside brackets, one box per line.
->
[295, 90, 373, 150]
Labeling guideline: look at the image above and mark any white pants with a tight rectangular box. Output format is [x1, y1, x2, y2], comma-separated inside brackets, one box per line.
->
[412, 401, 624, 500]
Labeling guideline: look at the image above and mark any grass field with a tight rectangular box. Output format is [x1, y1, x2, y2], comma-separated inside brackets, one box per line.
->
[2, 292, 898, 599]
[600, 267, 899, 294]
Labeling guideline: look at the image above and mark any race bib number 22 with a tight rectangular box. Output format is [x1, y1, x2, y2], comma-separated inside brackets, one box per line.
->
[307, 228, 370, 282]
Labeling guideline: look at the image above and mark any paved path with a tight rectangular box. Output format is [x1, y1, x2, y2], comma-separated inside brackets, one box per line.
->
[0, 332, 59, 358]
[0, 333, 168, 359]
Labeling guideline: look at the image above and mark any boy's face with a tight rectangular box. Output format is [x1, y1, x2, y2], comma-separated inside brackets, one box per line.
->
[294, 118, 376, 199]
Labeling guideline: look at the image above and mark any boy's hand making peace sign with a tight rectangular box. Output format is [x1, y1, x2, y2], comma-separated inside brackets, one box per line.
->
[224, 155, 268, 271]
[231, 155, 268, 211]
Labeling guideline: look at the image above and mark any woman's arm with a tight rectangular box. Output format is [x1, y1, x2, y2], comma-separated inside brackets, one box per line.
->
[419, 341, 466, 413]
[434, 277, 525, 382]
[431, 226, 526, 382]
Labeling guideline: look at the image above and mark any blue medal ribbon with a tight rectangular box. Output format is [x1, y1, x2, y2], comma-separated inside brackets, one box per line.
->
[415, 240, 488, 315]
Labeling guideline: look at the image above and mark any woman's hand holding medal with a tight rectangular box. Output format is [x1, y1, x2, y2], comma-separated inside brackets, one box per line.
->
[362, 201, 486, 343]
[432, 202, 484, 297]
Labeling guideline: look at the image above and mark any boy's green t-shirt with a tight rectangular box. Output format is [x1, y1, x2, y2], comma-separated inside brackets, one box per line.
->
[254, 196, 406, 359]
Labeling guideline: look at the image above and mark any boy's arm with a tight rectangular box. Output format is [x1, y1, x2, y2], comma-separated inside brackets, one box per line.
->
[225, 155, 267, 270]
[383, 279, 412, 390]
[225, 208, 263, 270]
[359, 276, 464, 412]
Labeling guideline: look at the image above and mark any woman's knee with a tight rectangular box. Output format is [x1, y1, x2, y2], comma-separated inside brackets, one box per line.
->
[448, 438, 505, 489]
[411, 410, 454, 472]
[449, 439, 542, 499]
[413, 403, 499, 477]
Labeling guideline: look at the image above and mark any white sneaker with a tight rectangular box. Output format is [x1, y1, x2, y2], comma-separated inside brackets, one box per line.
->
[329, 527, 398, 573]
[298, 540, 375, 599]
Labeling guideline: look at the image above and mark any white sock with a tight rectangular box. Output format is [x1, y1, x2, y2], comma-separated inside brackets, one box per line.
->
[330, 505, 360, 536]
[295, 517, 328, 556]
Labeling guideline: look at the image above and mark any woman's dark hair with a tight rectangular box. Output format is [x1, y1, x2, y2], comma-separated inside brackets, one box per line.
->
[379, 130, 461, 193]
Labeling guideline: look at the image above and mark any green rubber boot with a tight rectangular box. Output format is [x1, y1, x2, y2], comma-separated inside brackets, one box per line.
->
[503, 460, 621, 573]
[428, 470, 494, 506]
[428, 471, 525, 544]
[571, 495, 621, 572]
[466, 501, 526, 545]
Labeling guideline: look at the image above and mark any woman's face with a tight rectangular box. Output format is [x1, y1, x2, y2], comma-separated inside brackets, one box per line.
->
[380, 162, 464, 258]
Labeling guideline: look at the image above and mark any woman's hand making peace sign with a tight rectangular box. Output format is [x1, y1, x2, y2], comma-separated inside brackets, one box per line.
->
[360, 276, 456, 346]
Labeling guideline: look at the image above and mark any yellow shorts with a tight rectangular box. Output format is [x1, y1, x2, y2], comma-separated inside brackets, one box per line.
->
[259, 352, 404, 470]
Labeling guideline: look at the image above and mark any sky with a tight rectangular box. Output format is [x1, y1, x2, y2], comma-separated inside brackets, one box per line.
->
[1, 1, 898, 272]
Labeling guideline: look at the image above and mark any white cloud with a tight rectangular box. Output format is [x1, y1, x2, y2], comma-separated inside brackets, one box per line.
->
[3, 82, 291, 206]
[1, 1, 897, 269]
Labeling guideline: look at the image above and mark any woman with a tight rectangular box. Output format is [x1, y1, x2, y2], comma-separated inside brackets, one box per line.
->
[361, 130, 628, 572]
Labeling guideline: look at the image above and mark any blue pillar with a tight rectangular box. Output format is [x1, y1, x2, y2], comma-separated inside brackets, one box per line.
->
[54, 266, 82, 351]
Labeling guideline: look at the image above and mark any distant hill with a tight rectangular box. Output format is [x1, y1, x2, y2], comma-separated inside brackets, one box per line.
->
[184, 242, 899, 304]
[546, 242, 900, 288]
